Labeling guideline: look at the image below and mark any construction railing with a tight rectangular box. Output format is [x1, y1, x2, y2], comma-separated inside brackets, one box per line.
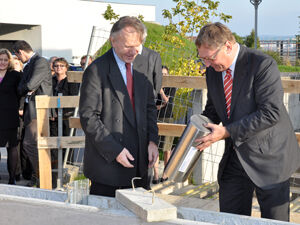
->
[36, 71, 300, 189]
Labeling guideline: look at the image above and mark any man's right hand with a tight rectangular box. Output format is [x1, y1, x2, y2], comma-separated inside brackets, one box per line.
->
[116, 148, 134, 168]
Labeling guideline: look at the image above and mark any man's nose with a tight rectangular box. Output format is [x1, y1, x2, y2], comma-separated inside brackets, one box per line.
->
[129, 48, 138, 55]
[203, 59, 211, 67]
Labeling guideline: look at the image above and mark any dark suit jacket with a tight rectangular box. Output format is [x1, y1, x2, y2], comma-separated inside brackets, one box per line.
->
[0, 70, 21, 129]
[18, 53, 52, 126]
[203, 45, 300, 189]
[79, 48, 159, 187]
[134, 46, 162, 96]
[52, 76, 79, 117]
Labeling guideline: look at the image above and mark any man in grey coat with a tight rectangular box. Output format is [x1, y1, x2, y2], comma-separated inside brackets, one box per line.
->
[13, 40, 52, 187]
[195, 22, 300, 221]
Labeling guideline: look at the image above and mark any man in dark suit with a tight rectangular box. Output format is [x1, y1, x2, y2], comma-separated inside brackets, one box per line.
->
[195, 23, 300, 221]
[136, 45, 162, 96]
[13, 40, 52, 187]
[79, 16, 159, 197]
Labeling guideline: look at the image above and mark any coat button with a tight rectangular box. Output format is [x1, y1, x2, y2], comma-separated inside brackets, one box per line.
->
[116, 119, 120, 122]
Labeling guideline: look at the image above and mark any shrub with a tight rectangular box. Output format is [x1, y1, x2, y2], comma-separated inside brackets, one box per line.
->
[262, 50, 283, 65]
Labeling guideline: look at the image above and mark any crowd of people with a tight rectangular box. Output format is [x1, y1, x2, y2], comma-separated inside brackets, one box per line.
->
[0, 42, 91, 187]
[0, 16, 299, 222]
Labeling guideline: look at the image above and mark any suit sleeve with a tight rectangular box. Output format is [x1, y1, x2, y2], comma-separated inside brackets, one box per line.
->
[79, 64, 123, 163]
[152, 52, 162, 95]
[146, 80, 159, 145]
[226, 57, 283, 147]
[202, 77, 221, 124]
[23, 57, 51, 93]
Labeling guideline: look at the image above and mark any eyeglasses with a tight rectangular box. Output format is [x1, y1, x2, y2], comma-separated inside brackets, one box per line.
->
[198, 46, 223, 64]
[54, 64, 66, 68]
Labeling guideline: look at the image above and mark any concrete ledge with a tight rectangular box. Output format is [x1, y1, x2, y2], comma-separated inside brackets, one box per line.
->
[178, 207, 298, 225]
[116, 188, 177, 222]
[0, 184, 297, 225]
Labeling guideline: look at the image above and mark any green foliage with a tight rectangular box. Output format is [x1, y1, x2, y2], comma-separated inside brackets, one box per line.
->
[162, 0, 231, 37]
[263, 50, 300, 70]
[244, 29, 260, 48]
[74, 174, 87, 181]
[94, 40, 111, 58]
[102, 4, 119, 23]
[278, 65, 300, 72]
[232, 32, 244, 45]
[138, 14, 144, 22]
[262, 50, 283, 65]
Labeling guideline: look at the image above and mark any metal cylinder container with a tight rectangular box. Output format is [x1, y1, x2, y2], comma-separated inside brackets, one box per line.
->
[162, 114, 212, 183]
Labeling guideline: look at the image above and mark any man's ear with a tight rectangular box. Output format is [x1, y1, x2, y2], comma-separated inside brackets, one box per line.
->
[110, 37, 114, 48]
[225, 41, 233, 55]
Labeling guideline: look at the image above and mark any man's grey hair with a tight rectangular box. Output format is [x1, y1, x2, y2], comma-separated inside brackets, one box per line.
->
[110, 16, 145, 43]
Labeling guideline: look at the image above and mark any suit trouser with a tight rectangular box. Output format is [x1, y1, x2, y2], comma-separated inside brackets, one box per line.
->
[23, 119, 39, 180]
[219, 150, 290, 222]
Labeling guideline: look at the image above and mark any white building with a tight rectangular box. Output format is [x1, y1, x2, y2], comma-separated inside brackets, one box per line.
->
[0, 0, 156, 64]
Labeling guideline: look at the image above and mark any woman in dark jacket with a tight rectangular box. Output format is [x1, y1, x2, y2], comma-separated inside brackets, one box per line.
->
[50, 57, 78, 137]
[49, 58, 78, 186]
[0, 48, 21, 184]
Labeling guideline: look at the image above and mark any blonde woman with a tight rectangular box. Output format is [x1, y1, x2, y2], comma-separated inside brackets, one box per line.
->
[0, 48, 22, 184]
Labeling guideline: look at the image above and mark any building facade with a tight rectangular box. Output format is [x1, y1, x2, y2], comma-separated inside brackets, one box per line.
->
[0, 0, 156, 64]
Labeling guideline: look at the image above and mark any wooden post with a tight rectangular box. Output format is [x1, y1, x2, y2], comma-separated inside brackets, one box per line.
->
[36, 96, 52, 189]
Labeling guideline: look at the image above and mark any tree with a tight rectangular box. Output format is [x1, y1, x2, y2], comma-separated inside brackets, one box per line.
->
[102, 4, 119, 23]
[232, 32, 244, 45]
[244, 29, 260, 48]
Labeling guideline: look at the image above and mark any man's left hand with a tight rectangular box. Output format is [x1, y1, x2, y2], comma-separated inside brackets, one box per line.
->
[195, 123, 230, 151]
[148, 141, 158, 168]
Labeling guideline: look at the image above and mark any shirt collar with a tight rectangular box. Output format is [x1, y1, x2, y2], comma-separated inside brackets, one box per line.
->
[228, 43, 240, 75]
[112, 48, 132, 67]
[138, 45, 143, 55]
[24, 52, 36, 67]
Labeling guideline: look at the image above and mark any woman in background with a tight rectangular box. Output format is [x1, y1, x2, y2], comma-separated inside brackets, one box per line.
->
[49, 56, 58, 76]
[50, 57, 78, 187]
[0, 49, 21, 184]
[50, 57, 78, 136]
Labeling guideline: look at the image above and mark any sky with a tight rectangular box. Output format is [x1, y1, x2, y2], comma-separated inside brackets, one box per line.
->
[98, 0, 300, 38]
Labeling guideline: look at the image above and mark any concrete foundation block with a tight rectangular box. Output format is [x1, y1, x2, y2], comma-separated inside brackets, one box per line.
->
[116, 187, 177, 222]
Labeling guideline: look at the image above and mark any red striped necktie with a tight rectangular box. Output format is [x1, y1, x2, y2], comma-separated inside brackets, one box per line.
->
[224, 69, 233, 118]
[125, 63, 134, 110]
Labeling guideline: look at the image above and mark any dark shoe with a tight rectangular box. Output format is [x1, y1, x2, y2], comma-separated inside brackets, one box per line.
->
[8, 179, 16, 185]
[160, 177, 168, 183]
[22, 173, 32, 180]
[152, 179, 159, 184]
[15, 174, 21, 182]
[26, 180, 37, 187]
[26, 177, 39, 187]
